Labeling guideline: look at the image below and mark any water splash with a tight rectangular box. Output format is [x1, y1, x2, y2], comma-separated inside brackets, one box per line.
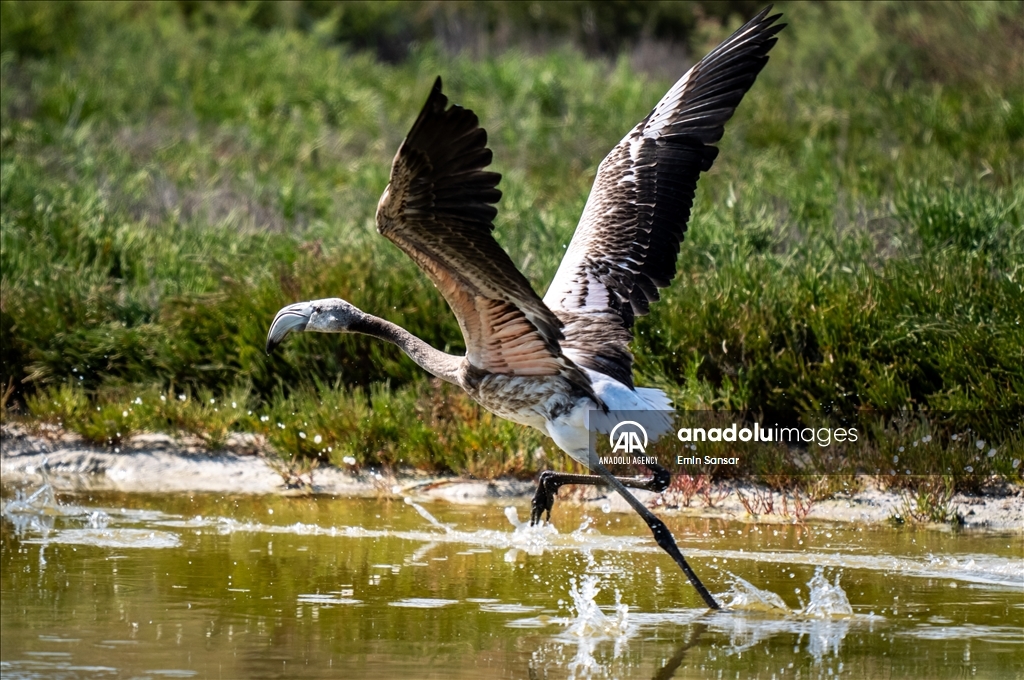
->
[716, 568, 853, 618]
[3, 460, 63, 528]
[504, 505, 526, 529]
[3, 475, 178, 552]
[3, 470, 64, 544]
[803, 567, 853, 618]
[716, 573, 790, 613]
[402, 496, 452, 533]
[565, 575, 631, 639]
[87, 510, 111, 529]
[4, 479, 60, 515]
[505, 505, 559, 558]
[561, 571, 635, 679]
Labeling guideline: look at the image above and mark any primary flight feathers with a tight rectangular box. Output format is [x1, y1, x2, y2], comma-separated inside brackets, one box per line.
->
[376, 76, 595, 397]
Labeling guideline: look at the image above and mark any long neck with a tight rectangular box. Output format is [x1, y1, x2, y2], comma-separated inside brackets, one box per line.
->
[349, 312, 463, 384]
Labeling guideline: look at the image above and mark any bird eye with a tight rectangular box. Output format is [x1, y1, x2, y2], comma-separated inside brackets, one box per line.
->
[313, 305, 322, 313]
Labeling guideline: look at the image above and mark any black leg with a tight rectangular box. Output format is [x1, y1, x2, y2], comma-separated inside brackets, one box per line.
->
[530, 462, 720, 610]
[530, 464, 672, 525]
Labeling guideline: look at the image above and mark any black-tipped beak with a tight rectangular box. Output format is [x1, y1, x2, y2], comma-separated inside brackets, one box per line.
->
[266, 303, 313, 353]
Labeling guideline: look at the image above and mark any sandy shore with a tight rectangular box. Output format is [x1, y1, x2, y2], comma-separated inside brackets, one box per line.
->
[3, 425, 1021, 530]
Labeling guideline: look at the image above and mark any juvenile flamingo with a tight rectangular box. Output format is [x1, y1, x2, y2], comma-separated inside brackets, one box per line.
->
[268, 7, 785, 610]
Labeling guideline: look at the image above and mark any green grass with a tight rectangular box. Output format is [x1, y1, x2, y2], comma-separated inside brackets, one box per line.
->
[2, 1, 1022, 485]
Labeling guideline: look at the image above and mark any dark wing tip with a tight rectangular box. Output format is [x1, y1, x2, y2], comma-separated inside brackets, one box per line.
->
[410, 76, 450, 132]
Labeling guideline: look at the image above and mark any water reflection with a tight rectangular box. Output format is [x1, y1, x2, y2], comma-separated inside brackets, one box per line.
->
[2, 480, 1022, 679]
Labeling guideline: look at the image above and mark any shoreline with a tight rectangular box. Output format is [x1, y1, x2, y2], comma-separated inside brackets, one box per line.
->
[3, 425, 1022, 531]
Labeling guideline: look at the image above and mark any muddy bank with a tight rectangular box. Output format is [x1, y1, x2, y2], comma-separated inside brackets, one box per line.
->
[0, 425, 536, 501]
[3, 426, 1021, 530]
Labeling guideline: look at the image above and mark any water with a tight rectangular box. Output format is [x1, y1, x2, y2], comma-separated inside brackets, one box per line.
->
[2, 484, 1021, 679]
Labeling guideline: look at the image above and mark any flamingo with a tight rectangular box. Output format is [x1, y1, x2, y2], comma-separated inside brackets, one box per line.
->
[268, 6, 784, 610]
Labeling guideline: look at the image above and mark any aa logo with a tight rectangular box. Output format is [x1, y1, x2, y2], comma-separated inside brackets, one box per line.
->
[609, 420, 648, 454]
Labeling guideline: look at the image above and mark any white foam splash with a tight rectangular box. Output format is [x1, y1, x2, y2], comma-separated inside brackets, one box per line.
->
[506, 506, 559, 556]
[716, 573, 790, 613]
[716, 568, 852, 618]
[803, 567, 853, 618]
[560, 571, 635, 679]
[565, 575, 631, 638]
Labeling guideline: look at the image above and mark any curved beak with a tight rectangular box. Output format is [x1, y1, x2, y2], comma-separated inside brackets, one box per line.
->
[266, 302, 313, 353]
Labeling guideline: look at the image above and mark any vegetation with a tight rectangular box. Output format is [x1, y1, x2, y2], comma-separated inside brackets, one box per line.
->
[2, 2, 1021, 488]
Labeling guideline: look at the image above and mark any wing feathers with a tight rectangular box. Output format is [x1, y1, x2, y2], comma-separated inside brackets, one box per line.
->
[545, 7, 784, 385]
[376, 78, 596, 398]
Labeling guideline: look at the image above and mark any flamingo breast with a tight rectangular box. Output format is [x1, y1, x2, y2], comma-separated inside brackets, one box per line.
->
[462, 373, 591, 431]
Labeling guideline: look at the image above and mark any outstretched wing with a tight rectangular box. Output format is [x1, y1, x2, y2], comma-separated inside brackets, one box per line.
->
[543, 7, 785, 387]
[377, 78, 588, 387]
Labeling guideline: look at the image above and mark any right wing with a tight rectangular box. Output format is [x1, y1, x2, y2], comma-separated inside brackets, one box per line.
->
[543, 7, 785, 387]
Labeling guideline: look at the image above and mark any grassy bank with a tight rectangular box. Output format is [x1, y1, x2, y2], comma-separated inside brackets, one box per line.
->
[1, 2, 1022, 487]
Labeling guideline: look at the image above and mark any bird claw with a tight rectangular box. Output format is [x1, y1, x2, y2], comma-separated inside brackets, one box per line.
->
[530, 478, 556, 526]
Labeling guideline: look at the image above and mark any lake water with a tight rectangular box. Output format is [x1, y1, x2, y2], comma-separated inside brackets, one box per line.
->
[2, 483, 1022, 679]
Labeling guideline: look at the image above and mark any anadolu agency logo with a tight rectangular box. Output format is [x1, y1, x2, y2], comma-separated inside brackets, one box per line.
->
[609, 421, 648, 454]
[601, 420, 658, 466]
